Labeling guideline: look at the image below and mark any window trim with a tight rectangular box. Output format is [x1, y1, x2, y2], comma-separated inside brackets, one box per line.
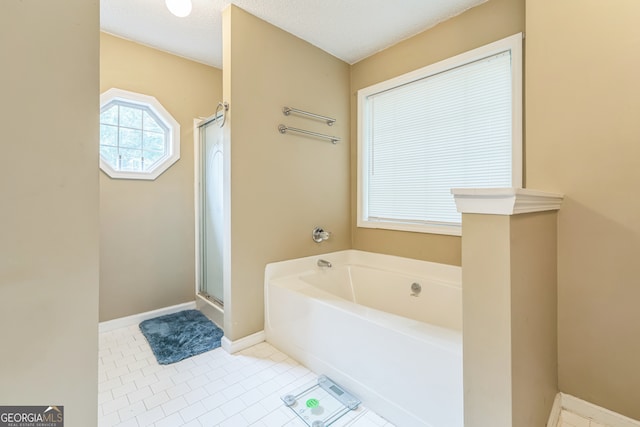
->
[99, 88, 180, 180]
[356, 33, 523, 236]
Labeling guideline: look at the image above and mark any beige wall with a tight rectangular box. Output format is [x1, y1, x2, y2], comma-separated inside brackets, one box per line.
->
[349, 0, 525, 266]
[0, 1, 99, 425]
[99, 33, 222, 321]
[510, 212, 558, 427]
[223, 5, 351, 340]
[462, 214, 513, 426]
[526, 0, 640, 419]
[462, 212, 558, 427]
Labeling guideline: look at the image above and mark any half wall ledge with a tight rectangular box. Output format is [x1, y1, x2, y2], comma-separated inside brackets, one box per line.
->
[455, 186, 563, 427]
[451, 187, 563, 215]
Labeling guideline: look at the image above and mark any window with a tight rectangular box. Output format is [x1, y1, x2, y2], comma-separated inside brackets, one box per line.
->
[357, 33, 522, 236]
[100, 88, 180, 180]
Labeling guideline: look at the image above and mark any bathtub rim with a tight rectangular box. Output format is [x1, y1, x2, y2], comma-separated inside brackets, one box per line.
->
[265, 249, 461, 288]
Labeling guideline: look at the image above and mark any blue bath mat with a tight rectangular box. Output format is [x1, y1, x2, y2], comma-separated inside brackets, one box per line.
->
[139, 310, 223, 365]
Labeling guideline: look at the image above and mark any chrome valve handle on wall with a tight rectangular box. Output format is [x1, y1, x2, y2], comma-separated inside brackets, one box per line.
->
[312, 227, 331, 243]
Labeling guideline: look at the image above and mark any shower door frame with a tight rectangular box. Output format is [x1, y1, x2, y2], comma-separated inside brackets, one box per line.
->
[193, 114, 229, 327]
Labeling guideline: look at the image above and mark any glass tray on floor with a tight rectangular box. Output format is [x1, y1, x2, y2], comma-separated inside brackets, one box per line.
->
[281, 375, 360, 427]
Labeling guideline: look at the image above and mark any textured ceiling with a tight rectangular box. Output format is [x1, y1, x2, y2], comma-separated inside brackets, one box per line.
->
[100, 0, 486, 68]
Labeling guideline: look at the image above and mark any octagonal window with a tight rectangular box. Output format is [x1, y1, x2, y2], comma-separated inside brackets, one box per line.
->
[100, 88, 180, 180]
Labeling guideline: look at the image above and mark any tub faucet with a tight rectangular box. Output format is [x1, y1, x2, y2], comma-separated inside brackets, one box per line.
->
[312, 226, 331, 243]
[317, 259, 332, 268]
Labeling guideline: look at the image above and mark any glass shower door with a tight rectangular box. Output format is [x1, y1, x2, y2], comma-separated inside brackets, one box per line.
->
[199, 119, 224, 305]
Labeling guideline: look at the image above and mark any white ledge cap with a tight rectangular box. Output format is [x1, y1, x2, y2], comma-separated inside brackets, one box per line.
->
[451, 188, 563, 215]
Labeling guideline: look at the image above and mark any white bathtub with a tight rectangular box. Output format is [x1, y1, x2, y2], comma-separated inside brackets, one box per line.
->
[264, 250, 462, 427]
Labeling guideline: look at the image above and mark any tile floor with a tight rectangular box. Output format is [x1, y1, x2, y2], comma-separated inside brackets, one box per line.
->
[98, 325, 395, 427]
[557, 410, 610, 427]
[100, 323, 612, 427]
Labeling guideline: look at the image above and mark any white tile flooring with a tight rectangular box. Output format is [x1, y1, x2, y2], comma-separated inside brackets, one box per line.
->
[99, 323, 613, 427]
[557, 410, 610, 427]
[98, 325, 395, 427]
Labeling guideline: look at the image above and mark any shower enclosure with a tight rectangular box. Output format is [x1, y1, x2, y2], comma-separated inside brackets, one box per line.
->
[196, 103, 228, 309]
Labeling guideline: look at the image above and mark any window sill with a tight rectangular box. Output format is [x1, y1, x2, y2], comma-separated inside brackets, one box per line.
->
[357, 219, 462, 236]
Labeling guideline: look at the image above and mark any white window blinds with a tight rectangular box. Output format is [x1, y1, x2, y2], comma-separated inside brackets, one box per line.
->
[359, 37, 521, 234]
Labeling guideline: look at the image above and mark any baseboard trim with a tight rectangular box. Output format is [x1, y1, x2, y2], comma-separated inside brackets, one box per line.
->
[99, 301, 197, 333]
[221, 330, 265, 354]
[548, 393, 640, 427]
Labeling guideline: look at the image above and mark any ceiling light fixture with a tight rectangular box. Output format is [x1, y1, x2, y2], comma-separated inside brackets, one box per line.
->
[165, 0, 192, 18]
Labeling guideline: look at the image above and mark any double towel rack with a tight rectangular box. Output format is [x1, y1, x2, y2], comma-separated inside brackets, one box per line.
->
[278, 124, 340, 144]
[279, 106, 340, 144]
[282, 106, 336, 126]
